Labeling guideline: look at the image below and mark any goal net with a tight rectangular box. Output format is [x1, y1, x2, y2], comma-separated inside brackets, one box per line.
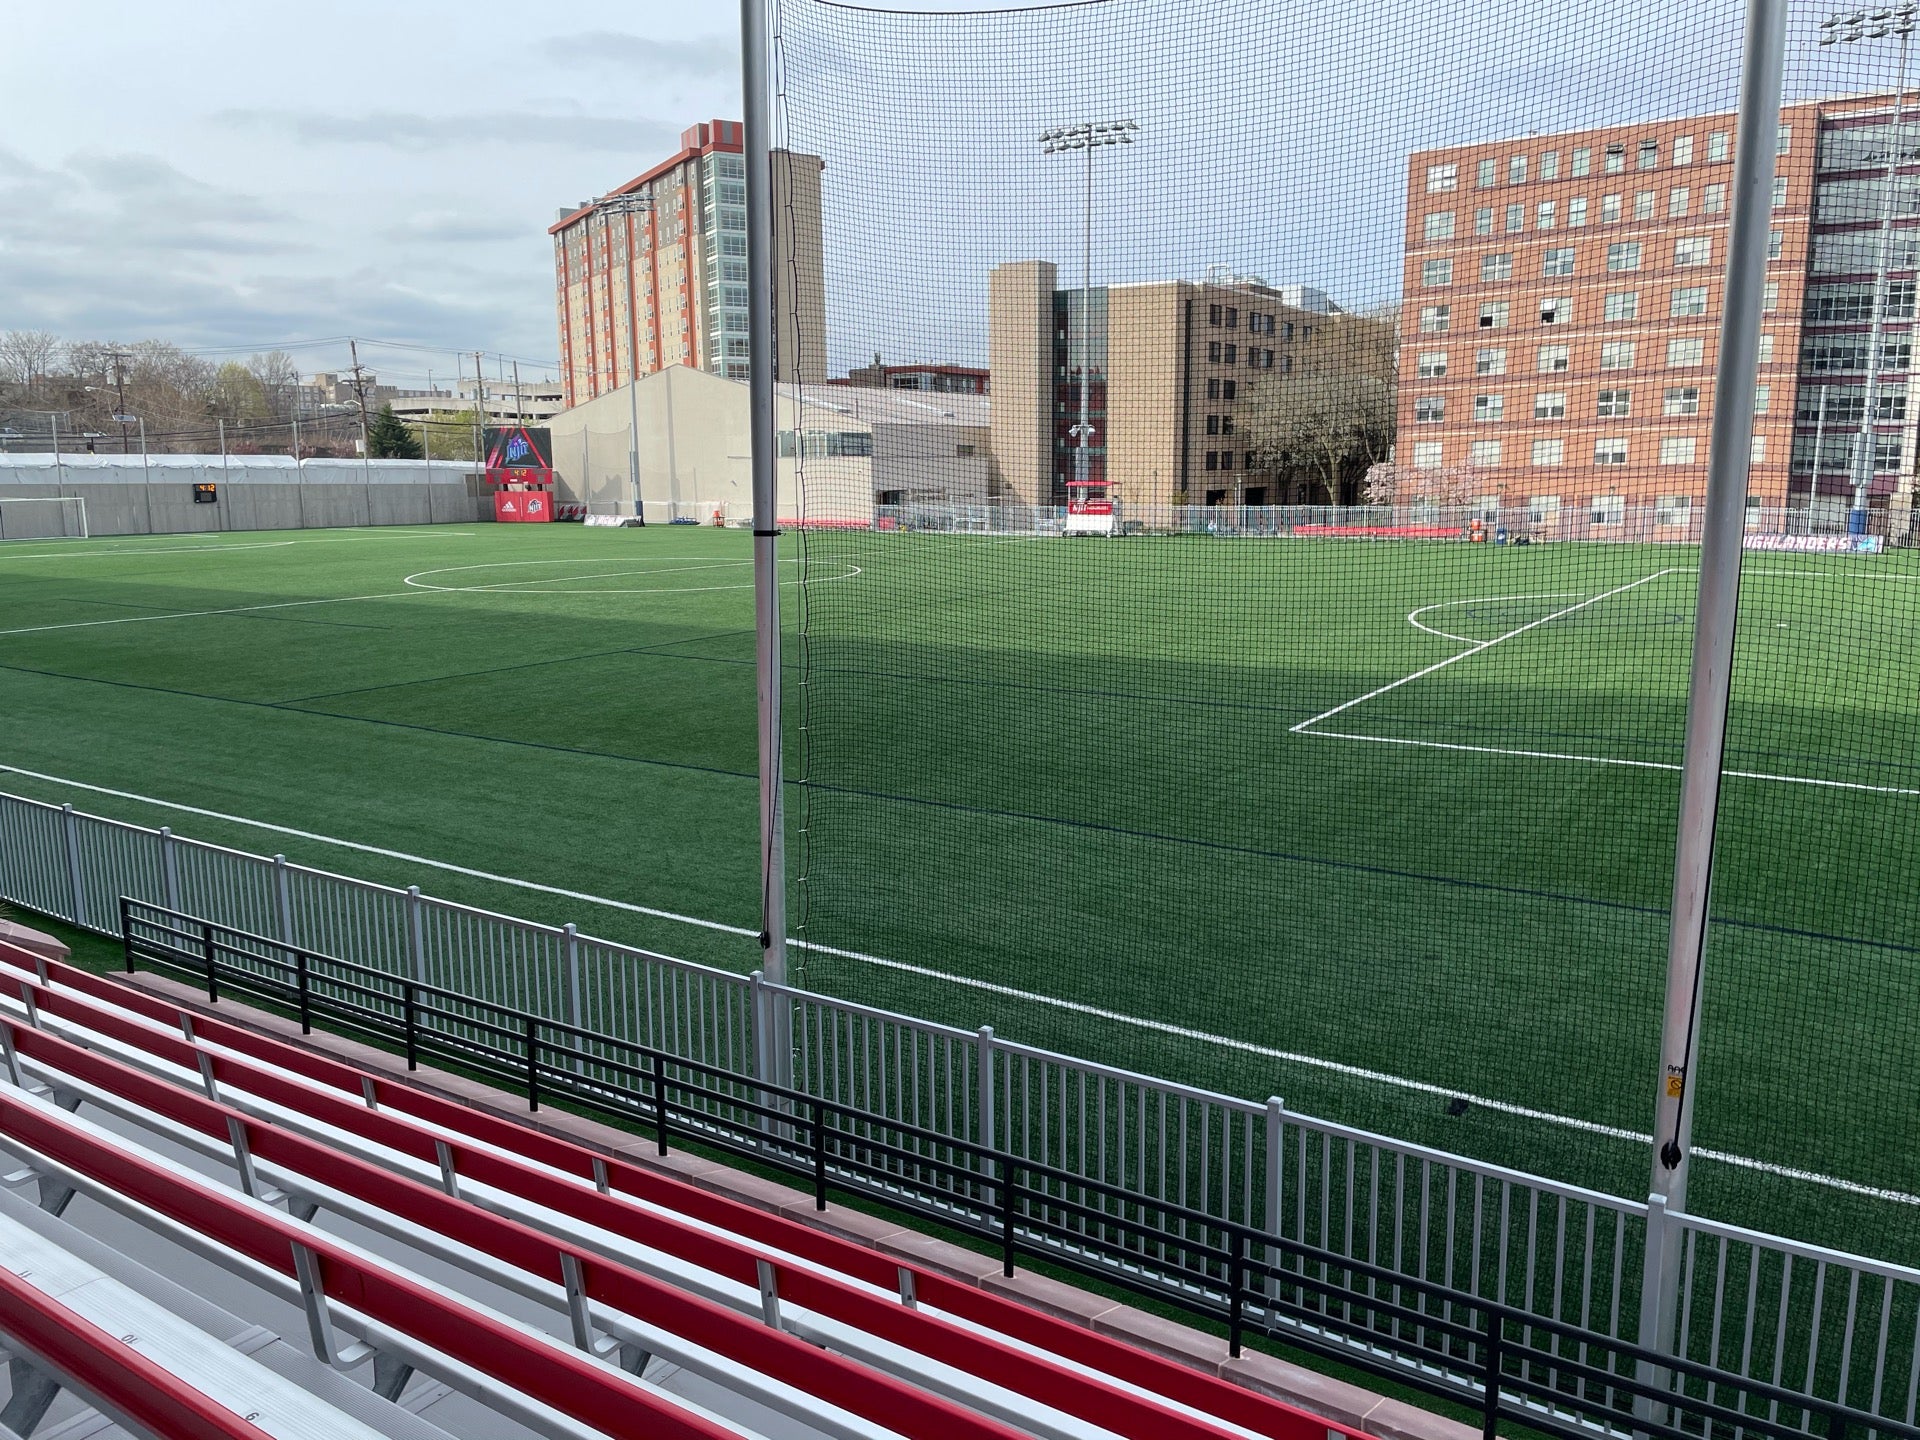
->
[0, 497, 88, 543]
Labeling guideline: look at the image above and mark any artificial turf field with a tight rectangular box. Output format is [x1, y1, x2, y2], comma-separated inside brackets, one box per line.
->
[0, 520, 1915, 1261]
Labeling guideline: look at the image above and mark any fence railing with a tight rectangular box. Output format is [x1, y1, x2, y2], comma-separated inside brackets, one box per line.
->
[5, 789, 1919, 1433]
[868, 501, 1913, 545]
[109, 897, 1920, 1440]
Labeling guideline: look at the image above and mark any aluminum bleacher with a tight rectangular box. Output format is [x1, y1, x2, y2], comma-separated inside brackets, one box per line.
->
[0, 935, 1377, 1440]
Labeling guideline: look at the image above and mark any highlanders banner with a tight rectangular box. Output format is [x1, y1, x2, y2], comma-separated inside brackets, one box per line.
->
[484, 426, 554, 487]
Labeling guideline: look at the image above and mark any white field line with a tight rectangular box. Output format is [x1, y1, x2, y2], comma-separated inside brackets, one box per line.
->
[1305, 731, 1920, 797]
[1293, 570, 1680, 735]
[0, 530, 477, 562]
[2, 762, 1913, 1207]
[1406, 592, 1582, 645]
[0, 590, 421, 638]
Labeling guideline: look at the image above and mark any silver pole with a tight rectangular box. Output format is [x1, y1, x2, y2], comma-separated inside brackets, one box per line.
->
[1078, 139, 1093, 492]
[138, 417, 149, 482]
[742, 0, 791, 1025]
[290, 411, 300, 465]
[1638, 0, 1787, 1365]
[51, 412, 62, 489]
[1806, 387, 1829, 532]
[1850, 35, 1913, 532]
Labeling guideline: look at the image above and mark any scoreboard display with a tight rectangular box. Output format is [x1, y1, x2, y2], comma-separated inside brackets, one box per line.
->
[192, 483, 218, 504]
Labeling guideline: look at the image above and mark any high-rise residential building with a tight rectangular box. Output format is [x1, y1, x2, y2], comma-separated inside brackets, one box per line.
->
[551, 121, 827, 407]
[1402, 94, 1920, 529]
[988, 262, 1394, 510]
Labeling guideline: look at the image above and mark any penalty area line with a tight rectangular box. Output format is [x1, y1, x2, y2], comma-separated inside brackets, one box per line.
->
[0, 762, 1911, 1207]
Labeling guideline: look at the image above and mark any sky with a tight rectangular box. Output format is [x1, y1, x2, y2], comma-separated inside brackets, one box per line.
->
[0, 1, 1887, 386]
[0, 1, 742, 386]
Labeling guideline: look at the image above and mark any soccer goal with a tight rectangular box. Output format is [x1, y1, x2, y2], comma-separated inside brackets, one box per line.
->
[0, 496, 88, 543]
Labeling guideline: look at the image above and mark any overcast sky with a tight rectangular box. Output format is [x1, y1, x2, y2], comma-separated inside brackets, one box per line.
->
[0, 0, 1884, 386]
[0, 1, 741, 385]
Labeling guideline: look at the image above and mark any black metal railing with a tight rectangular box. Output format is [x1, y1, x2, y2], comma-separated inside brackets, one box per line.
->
[116, 898, 1917, 1440]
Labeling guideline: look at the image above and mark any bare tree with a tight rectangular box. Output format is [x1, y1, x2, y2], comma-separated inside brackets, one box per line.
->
[1243, 309, 1397, 504]
[246, 350, 301, 419]
[0, 330, 61, 389]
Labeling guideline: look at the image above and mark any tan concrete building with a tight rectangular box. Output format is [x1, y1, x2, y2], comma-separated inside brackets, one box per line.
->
[551, 121, 827, 406]
[988, 263, 1391, 509]
[1402, 94, 1920, 527]
[545, 365, 989, 524]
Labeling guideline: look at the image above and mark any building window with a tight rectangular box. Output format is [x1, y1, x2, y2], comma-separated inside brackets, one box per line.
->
[1471, 439, 1503, 466]
[1477, 158, 1497, 188]
[1475, 346, 1508, 375]
[1534, 390, 1567, 419]
[1751, 435, 1766, 463]
[1532, 438, 1565, 466]
[1208, 340, 1222, 361]
[1475, 207, 1494, 235]
[1605, 143, 1626, 174]
[1204, 451, 1218, 471]
[1635, 191, 1656, 220]
[1509, 154, 1529, 184]
[1703, 183, 1727, 214]
[1416, 351, 1448, 378]
[1668, 337, 1705, 367]
[1221, 413, 1236, 434]
[1604, 291, 1640, 322]
[1670, 285, 1708, 318]
[1427, 162, 1459, 192]
[1660, 437, 1698, 465]
[1754, 384, 1770, 414]
[1474, 393, 1505, 422]
[1598, 388, 1632, 418]
[1593, 439, 1629, 467]
[1758, 334, 1774, 363]
[1675, 235, 1712, 267]
[1664, 385, 1701, 416]
[1209, 303, 1223, 325]
[1772, 176, 1788, 209]
[1419, 305, 1450, 333]
[1674, 135, 1695, 166]
[1225, 306, 1239, 328]
[1601, 341, 1636, 370]
[1537, 201, 1557, 229]
[1530, 493, 1563, 521]
[1538, 343, 1571, 372]
[1506, 203, 1525, 233]
[1602, 193, 1623, 222]
[1220, 450, 1234, 470]
[1769, 228, 1785, 261]
[1764, 279, 1779, 311]
[1481, 252, 1514, 281]
[1539, 296, 1571, 324]
[1543, 246, 1575, 276]
[1425, 211, 1456, 240]
[1224, 343, 1238, 363]
[1669, 187, 1690, 217]
[1569, 196, 1589, 226]
[1479, 300, 1511, 329]
[1638, 139, 1659, 170]
[1423, 258, 1454, 287]
[1708, 131, 1729, 162]
[1572, 147, 1592, 176]
[1414, 441, 1444, 468]
[1591, 492, 1627, 523]
[1222, 378, 1238, 399]
[1206, 414, 1221, 435]
[1415, 396, 1446, 423]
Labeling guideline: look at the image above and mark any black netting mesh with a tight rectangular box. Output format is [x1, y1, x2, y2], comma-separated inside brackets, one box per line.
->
[771, 0, 1920, 1266]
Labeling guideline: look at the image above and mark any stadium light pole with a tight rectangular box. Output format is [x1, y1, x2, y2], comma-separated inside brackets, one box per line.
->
[1638, 0, 1786, 1381]
[1821, 5, 1918, 534]
[593, 190, 654, 523]
[1038, 120, 1139, 498]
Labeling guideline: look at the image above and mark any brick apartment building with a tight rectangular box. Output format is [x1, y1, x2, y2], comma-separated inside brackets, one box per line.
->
[1402, 93, 1920, 529]
[988, 262, 1393, 510]
[551, 121, 827, 406]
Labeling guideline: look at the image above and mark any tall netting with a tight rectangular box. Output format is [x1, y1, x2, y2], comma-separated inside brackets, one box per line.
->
[773, 0, 1920, 1269]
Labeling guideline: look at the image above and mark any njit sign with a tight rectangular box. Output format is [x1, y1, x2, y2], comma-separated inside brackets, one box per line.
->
[493, 492, 550, 523]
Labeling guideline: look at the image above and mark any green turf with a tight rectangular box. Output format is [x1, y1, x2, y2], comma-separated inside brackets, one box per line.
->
[1, 522, 1915, 1266]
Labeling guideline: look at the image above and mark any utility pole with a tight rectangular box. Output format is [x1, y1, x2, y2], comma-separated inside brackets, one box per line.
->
[348, 339, 374, 480]
[512, 360, 524, 425]
[108, 351, 134, 454]
[473, 351, 487, 467]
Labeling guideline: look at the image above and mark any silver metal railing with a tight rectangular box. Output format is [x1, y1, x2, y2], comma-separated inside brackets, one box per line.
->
[5, 785, 1916, 1430]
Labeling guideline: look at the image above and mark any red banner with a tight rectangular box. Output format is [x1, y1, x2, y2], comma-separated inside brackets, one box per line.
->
[493, 491, 552, 523]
